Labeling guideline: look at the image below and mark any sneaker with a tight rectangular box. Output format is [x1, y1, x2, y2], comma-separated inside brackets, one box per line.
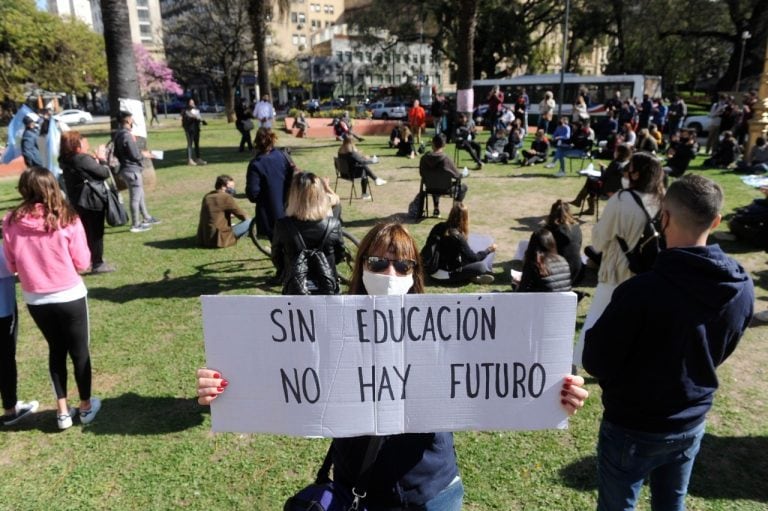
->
[195, 158, 207, 166]
[1, 400, 39, 426]
[57, 407, 77, 430]
[187, 159, 197, 166]
[374, 178, 387, 186]
[475, 162, 483, 170]
[361, 193, 372, 201]
[555, 170, 566, 177]
[473, 274, 495, 285]
[130, 224, 151, 233]
[91, 262, 116, 274]
[79, 397, 101, 425]
[144, 217, 161, 225]
[433, 208, 440, 217]
[544, 162, 556, 169]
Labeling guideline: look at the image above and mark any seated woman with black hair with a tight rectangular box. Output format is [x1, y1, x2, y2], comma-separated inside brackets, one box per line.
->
[514, 228, 572, 293]
[422, 203, 496, 285]
[396, 126, 416, 158]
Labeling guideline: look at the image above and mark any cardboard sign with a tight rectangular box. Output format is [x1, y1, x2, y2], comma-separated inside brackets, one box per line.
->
[201, 293, 576, 437]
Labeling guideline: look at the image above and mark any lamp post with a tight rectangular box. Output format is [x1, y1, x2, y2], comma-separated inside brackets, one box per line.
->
[557, 0, 571, 118]
[736, 30, 752, 93]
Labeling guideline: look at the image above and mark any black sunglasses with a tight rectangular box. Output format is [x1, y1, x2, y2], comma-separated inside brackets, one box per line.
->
[365, 256, 416, 275]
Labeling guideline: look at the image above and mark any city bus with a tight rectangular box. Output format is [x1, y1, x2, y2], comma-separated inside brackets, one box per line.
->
[473, 73, 662, 120]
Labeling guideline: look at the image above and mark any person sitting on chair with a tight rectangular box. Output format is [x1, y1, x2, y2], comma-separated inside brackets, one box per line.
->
[197, 175, 251, 248]
[455, 113, 483, 169]
[337, 137, 386, 201]
[570, 143, 633, 214]
[419, 134, 468, 217]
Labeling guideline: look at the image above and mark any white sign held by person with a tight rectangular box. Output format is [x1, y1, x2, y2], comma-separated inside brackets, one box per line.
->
[202, 293, 576, 437]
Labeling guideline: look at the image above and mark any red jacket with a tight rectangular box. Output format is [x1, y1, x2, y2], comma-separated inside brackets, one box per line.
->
[408, 106, 426, 128]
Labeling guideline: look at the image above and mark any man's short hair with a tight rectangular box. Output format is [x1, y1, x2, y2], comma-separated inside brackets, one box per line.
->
[215, 175, 233, 190]
[432, 133, 446, 149]
[118, 110, 133, 122]
[664, 174, 723, 232]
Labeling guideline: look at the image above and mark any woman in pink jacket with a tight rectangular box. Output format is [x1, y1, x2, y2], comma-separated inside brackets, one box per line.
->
[2, 166, 101, 430]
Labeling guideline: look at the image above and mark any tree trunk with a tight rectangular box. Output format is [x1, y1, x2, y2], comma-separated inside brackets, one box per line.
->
[456, 0, 478, 113]
[222, 73, 236, 123]
[249, 0, 272, 100]
[100, 0, 156, 190]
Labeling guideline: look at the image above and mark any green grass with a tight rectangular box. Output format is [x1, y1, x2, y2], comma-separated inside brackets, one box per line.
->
[0, 116, 765, 510]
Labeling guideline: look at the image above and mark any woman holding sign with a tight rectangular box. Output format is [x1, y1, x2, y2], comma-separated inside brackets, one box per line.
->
[197, 222, 588, 510]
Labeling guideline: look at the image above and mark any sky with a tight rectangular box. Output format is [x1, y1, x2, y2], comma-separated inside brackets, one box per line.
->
[36, 0, 46, 10]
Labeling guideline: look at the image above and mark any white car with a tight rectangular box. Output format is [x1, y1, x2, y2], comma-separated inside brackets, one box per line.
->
[54, 109, 93, 125]
[370, 101, 408, 120]
[683, 115, 712, 135]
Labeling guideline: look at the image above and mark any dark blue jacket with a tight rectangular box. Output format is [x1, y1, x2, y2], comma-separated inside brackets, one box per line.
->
[245, 149, 294, 239]
[114, 127, 143, 174]
[583, 245, 753, 433]
[332, 433, 459, 507]
[21, 127, 42, 168]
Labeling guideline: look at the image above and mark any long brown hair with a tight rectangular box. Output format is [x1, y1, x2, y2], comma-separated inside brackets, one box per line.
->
[348, 222, 424, 295]
[446, 202, 469, 237]
[9, 166, 77, 231]
[254, 127, 277, 155]
[547, 199, 576, 226]
[522, 228, 559, 277]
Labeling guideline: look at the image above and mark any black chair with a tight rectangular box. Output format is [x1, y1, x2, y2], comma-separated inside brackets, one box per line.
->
[566, 140, 595, 173]
[333, 156, 371, 205]
[420, 169, 462, 218]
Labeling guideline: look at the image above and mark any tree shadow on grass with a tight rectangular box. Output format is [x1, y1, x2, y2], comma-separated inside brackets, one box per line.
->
[152, 147, 252, 170]
[145, 236, 201, 250]
[559, 434, 768, 503]
[510, 216, 545, 232]
[87, 259, 278, 303]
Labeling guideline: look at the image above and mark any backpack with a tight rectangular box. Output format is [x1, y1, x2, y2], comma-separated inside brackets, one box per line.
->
[420, 229, 442, 275]
[616, 190, 665, 274]
[282, 220, 339, 296]
[103, 139, 120, 174]
[407, 192, 425, 219]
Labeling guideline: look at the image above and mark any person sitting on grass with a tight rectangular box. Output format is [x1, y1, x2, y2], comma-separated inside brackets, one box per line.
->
[520, 129, 550, 166]
[734, 136, 768, 174]
[396, 125, 416, 159]
[422, 202, 496, 285]
[513, 228, 572, 292]
[545, 200, 583, 285]
[197, 175, 251, 248]
[703, 130, 740, 169]
[484, 128, 510, 164]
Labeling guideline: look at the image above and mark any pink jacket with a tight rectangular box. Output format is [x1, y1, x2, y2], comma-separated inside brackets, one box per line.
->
[2, 206, 91, 294]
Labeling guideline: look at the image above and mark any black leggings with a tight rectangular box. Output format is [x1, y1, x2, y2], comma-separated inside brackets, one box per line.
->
[75, 206, 106, 266]
[0, 309, 18, 410]
[27, 298, 91, 401]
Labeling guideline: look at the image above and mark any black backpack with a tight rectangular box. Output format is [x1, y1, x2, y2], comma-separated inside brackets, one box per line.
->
[282, 221, 339, 296]
[616, 190, 665, 274]
[728, 199, 768, 249]
[420, 230, 442, 275]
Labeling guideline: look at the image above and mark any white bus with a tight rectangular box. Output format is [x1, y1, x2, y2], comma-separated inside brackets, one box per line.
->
[473, 73, 662, 120]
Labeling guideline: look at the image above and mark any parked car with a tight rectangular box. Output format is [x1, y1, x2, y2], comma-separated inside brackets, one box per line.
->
[683, 115, 712, 135]
[370, 101, 408, 120]
[157, 99, 187, 113]
[318, 99, 346, 112]
[200, 102, 224, 113]
[54, 109, 93, 125]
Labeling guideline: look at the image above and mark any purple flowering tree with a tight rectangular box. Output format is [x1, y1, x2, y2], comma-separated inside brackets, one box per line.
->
[134, 44, 183, 98]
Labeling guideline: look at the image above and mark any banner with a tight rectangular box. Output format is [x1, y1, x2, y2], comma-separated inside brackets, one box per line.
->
[202, 293, 577, 437]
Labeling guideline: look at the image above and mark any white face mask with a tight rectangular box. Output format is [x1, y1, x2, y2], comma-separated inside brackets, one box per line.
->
[621, 177, 630, 189]
[362, 270, 414, 296]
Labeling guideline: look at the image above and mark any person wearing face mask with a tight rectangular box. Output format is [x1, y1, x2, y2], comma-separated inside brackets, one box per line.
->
[574, 152, 666, 368]
[113, 111, 160, 233]
[196, 221, 589, 510]
[197, 174, 250, 248]
[569, 143, 633, 215]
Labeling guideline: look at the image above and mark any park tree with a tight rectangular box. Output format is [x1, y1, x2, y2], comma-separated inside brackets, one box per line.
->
[1, 0, 106, 101]
[247, 0, 290, 102]
[133, 44, 183, 99]
[164, 0, 254, 121]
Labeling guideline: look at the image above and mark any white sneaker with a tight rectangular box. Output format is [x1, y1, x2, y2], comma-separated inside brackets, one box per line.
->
[1, 400, 39, 426]
[555, 170, 566, 177]
[544, 162, 556, 168]
[361, 193, 372, 201]
[374, 178, 387, 186]
[473, 274, 495, 285]
[57, 407, 77, 430]
[130, 224, 151, 233]
[79, 397, 101, 425]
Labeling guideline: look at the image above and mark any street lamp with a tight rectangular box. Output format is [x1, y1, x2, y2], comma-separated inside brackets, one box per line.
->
[557, 0, 571, 118]
[736, 30, 752, 93]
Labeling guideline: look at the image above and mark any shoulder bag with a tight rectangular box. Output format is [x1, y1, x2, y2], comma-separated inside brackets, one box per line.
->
[105, 174, 129, 227]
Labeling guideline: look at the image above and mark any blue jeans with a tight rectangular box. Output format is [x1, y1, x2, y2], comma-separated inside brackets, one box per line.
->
[423, 477, 463, 511]
[232, 218, 251, 239]
[596, 420, 706, 511]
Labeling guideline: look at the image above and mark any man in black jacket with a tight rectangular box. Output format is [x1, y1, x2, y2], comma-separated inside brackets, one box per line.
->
[419, 134, 468, 217]
[583, 174, 753, 511]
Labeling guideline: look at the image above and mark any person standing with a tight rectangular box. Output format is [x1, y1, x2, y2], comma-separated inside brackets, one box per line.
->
[149, 98, 160, 127]
[235, 99, 254, 152]
[182, 99, 207, 166]
[538, 91, 556, 134]
[21, 115, 43, 168]
[59, 131, 115, 273]
[114, 111, 160, 233]
[0, 243, 39, 426]
[486, 85, 504, 129]
[583, 174, 753, 511]
[667, 95, 687, 136]
[3, 167, 102, 430]
[705, 94, 727, 155]
[431, 86, 447, 136]
[408, 99, 426, 147]
[197, 175, 250, 249]
[253, 94, 275, 129]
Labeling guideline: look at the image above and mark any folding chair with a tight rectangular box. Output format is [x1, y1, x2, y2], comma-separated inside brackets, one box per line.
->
[420, 170, 462, 218]
[333, 156, 372, 205]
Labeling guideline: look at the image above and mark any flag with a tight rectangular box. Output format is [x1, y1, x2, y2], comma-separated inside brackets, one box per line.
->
[45, 115, 61, 177]
[1, 105, 34, 164]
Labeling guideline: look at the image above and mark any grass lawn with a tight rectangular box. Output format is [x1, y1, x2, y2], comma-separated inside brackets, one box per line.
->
[0, 116, 765, 510]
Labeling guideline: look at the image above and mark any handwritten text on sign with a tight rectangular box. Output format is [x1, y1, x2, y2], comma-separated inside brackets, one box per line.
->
[201, 293, 576, 437]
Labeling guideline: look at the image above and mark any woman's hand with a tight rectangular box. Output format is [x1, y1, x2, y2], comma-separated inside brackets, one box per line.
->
[488, 243, 497, 253]
[560, 374, 588, 416]
[196, 368, 228, 405]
